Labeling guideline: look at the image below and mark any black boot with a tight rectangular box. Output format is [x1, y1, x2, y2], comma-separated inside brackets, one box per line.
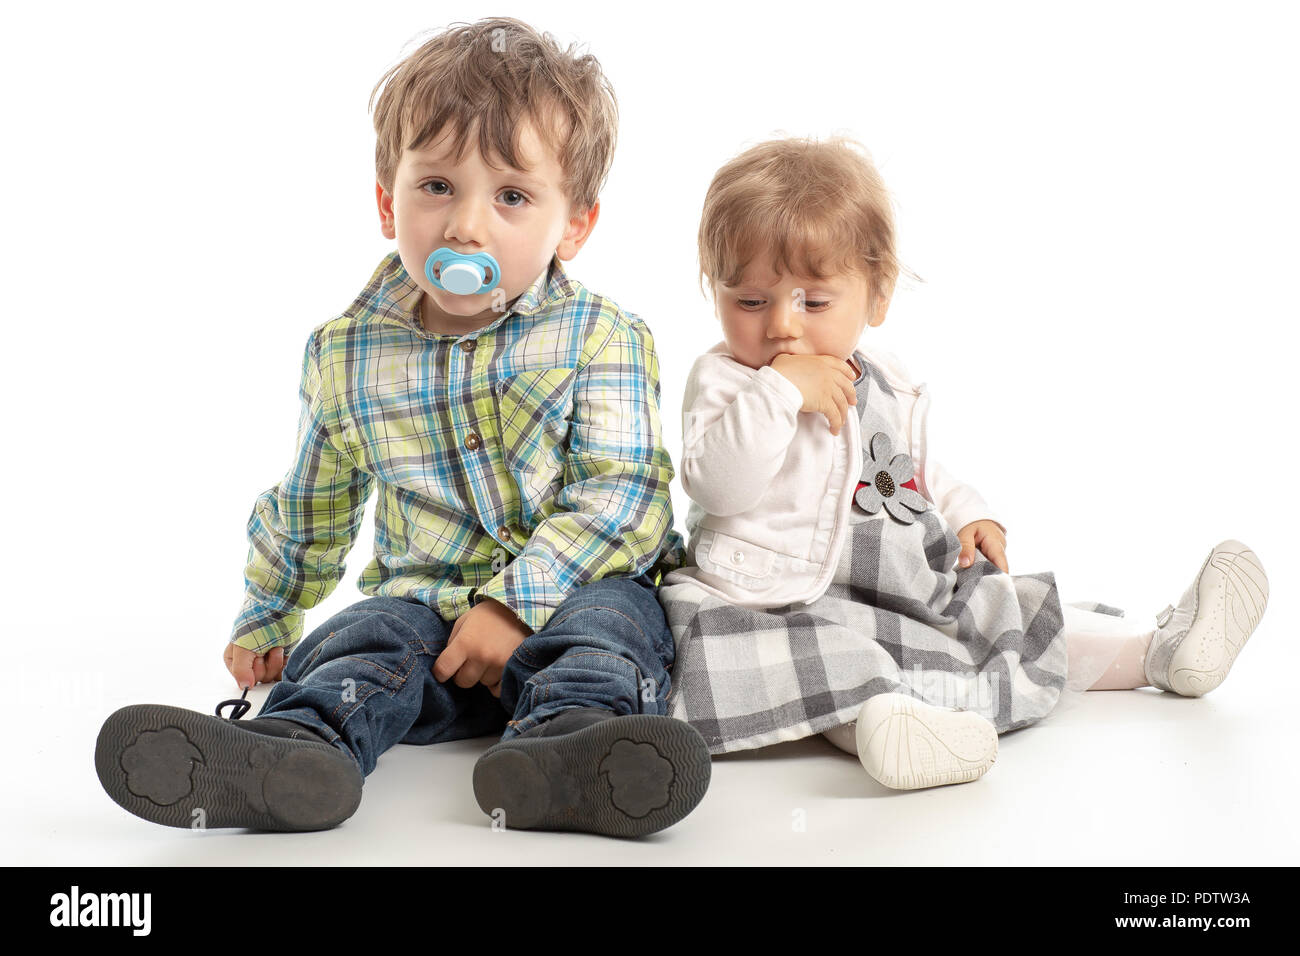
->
[94, 689, 363, 832]
[472, 707, 712, 838]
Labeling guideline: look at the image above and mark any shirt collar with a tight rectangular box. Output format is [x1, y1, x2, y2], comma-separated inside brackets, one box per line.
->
[376, 251, 575, 338]
[507, 252, 576, 318]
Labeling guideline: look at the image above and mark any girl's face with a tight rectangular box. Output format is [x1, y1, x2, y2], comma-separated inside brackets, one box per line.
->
[714, 259, 888, 370]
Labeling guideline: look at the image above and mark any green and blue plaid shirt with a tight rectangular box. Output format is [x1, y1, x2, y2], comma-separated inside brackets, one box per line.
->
[230, 250, 685, 654]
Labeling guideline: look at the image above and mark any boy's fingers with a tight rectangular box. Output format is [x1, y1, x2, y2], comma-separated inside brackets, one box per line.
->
[226, 645, 256, 691]
[453, 659, 487, 689]
[432, 642, 467, 682]
[480, 665, 504, 690]
[265, 647, 286, 681]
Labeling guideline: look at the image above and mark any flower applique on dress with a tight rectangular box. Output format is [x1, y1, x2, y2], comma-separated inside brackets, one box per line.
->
[854, 431, 929, 524]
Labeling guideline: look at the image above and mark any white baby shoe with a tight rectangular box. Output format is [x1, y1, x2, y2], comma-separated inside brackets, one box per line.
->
[1144, 539, 1269, 697]
[855, 692, 998, 790]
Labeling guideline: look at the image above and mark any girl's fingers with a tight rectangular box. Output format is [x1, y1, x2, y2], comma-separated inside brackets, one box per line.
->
[957, 533, 976, 567]
[827, 380, 851, 433]
[983, 539, 1009, 573]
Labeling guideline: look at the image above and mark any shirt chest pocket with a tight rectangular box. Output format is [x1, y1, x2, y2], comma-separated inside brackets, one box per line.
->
[694, 529, 777, 588]
[493, 367, 576, 508]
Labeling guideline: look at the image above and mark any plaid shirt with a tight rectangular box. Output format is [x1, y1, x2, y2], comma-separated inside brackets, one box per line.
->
[230, 250, 685, 654]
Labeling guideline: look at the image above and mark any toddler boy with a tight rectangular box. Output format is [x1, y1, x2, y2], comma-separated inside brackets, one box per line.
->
[94, 17, 710, 838]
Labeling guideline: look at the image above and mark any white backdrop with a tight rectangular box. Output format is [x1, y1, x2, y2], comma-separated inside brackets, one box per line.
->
[4, 0, 1297, 866]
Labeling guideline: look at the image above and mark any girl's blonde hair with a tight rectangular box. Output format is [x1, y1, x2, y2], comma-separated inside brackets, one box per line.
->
[698, 135, 906, 308]
[368, 17, 618, 214]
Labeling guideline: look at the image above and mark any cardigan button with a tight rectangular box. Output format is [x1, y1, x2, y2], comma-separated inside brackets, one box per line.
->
[732, 550, 745, 564]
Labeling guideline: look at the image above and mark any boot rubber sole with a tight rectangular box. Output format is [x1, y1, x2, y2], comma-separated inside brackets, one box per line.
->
[472, 714, 712, 837]
[95, 704, 363, 831]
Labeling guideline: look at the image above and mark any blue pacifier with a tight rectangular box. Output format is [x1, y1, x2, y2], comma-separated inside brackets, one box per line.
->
[424, 246, 501, 296]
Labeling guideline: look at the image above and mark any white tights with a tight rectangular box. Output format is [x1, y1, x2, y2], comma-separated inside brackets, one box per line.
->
[822, 604, 1155, 755]
[1060, 603, 1154, 692]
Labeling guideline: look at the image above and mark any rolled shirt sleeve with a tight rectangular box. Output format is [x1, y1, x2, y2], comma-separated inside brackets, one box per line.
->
[472, 315, 679, 632]
[229, 331, 374, 654]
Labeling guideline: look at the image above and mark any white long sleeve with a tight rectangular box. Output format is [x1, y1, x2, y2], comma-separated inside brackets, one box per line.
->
[679, 361, 804, 517]
[874, 343, 1005, 538]
[922, 455, 1006, 536]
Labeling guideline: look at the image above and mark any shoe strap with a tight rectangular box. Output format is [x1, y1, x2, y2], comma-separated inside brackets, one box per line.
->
[215, 686, 252, 721]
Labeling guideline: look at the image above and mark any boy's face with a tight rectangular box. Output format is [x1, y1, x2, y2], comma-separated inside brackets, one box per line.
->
[715, 259, 889, 370]
[377, 114, 597, 335]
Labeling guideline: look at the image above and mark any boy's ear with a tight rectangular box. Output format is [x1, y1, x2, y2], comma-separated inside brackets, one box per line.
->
[376, 182, 396, 241]
[555, 201, 600, 262]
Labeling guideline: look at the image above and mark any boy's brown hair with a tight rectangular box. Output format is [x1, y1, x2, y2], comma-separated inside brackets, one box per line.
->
[698, 135, 906, 310]
[368, 17, 618, 214]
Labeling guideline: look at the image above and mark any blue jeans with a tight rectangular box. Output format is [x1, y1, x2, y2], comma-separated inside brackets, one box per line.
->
[255, 572, 675, 776]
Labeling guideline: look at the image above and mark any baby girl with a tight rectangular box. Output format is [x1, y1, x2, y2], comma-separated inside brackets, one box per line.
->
[657, 136, 1270, 790]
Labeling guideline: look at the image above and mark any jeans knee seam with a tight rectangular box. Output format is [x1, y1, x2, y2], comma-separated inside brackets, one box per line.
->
[545, 604, 651, 648]
[547, 650, 639, 669]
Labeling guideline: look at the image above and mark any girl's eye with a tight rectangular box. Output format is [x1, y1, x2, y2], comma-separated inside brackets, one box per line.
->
[737, 298, 830, 309]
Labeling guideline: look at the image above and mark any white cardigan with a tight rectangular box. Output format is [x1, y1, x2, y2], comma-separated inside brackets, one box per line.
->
[663, 342, 1005, 609]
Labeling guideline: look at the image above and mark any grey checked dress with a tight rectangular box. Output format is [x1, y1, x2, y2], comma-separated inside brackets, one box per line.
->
[658, 351, 1107, 755]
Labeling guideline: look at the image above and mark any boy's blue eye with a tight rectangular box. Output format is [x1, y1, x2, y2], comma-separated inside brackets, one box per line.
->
[500, 189, 527, 207]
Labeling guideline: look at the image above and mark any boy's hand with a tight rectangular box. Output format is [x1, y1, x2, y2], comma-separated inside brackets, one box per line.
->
[223, 643, 287, 691]
[433, 597, 532, 697]
[769, 354, 858, 435]
[956, 520, 1009, 573]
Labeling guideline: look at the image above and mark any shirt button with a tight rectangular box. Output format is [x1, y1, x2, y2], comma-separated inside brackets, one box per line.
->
[497, 525, 512, 540]
[732, 550, 745, 564]
[460, 339, 476, 353]
[464, 431, 481, 451]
